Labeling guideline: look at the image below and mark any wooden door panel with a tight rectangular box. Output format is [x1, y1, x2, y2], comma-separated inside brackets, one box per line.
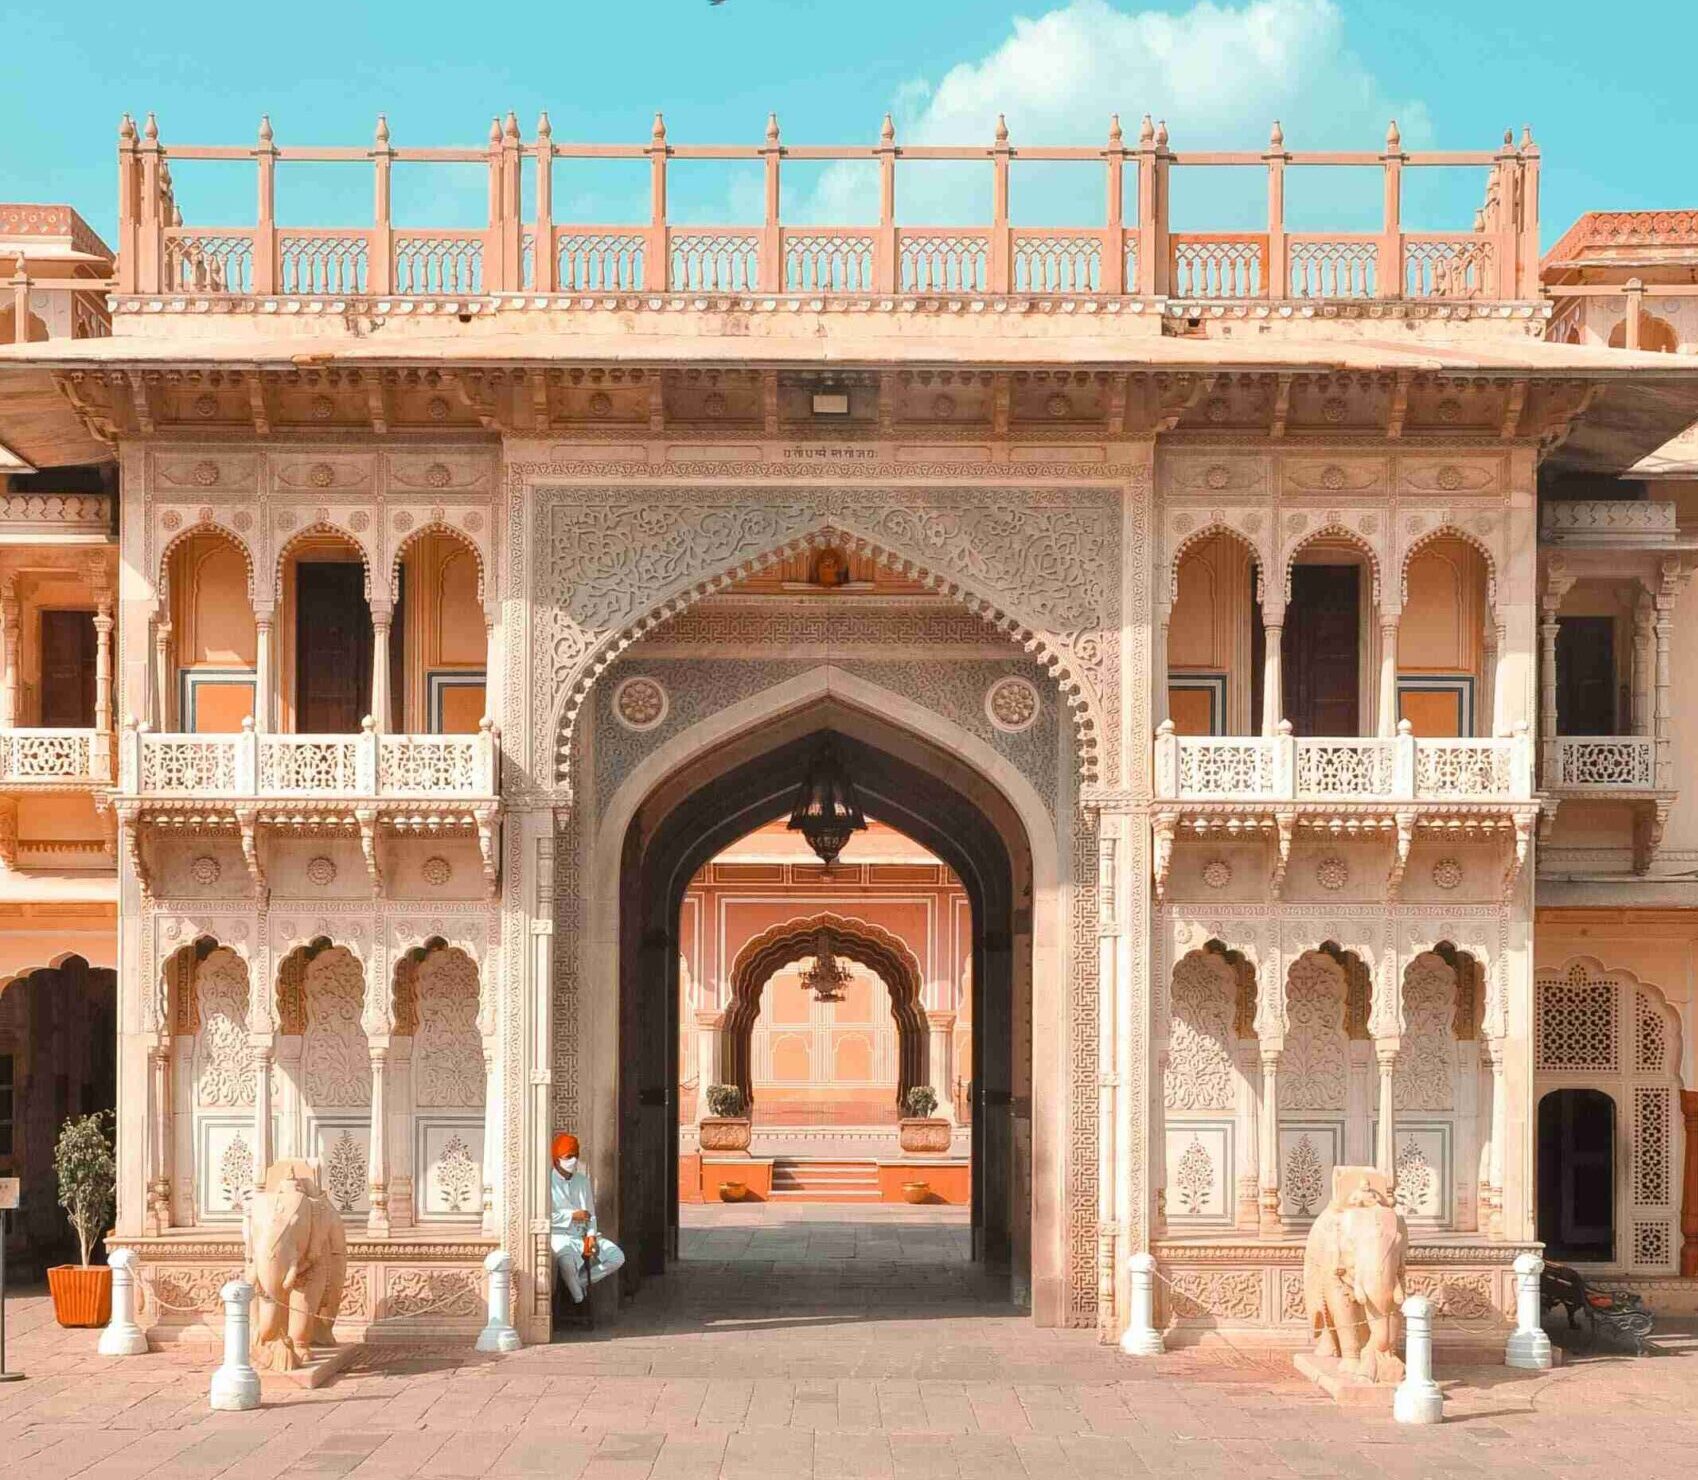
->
[40, 610, 96, 728]
[1555, 616, 1616, 735]
[295, 563, 372, 734]
[1282, 565, 1360, 736]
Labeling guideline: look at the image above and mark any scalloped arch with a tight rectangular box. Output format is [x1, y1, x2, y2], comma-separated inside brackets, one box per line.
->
[1399, 523, 1500, 614]
[1166, 521, 1265, 608]
[1282, 523, 1383, 605]
[388, 520, 488, 609]
[1537, 954, 1684, 1077]
[158, 521, 257, 606]
[273, 522, 374, 605]
[550, 524, 1105, 794]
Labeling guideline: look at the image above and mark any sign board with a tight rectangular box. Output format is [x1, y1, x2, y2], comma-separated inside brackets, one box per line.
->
[0, 1178, 17, 1211]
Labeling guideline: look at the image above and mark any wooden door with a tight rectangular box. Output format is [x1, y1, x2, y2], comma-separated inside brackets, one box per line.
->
[1537, 1088, 1615, 1261]
[1555, 616, 1616, 734]
[295, 563, 372, 733]
[39, 611, 96, 728]
[1282, 565, 1360, 735]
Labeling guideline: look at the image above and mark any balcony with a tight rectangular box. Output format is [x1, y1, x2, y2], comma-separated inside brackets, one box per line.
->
[1541, 734, 1672, 875]
[0, 727, 113, 787]
[115, 720, 499, 896]
[1540, 499, 1687, 548]
[1151, 722, 1537, 900]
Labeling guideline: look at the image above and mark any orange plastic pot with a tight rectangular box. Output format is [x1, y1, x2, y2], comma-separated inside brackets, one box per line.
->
[48, 1264, 112, 1328]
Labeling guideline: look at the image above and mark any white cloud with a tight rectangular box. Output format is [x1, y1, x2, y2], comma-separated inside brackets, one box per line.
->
[802, 0, 1434, 227]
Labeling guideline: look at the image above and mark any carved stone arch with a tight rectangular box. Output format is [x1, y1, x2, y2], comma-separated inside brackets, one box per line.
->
[273, 521, 375, 606]
[1282, 944, 1352, 1111]
[157, 520, 258, 608]
[391, 931, 490, 1038]
[1398, 522, 1500, 616]
[1165, 942, 1245, 1113]
[724, 910, 928, 1109]
[1166, 520, 1267, 611]
[1281, 521, 1383, 607]
[388, 518, 489, 612]
[548, 520, 1109, 798]
[156, 933, 247, 1036]
[398, 936, 485, 1109]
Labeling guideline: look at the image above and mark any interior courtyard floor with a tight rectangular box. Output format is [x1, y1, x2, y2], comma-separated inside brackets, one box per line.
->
[4, 1206, 1698, 1480]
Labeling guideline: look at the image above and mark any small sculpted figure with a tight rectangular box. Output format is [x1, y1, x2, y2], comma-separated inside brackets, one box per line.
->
[1303, 1164, 1408, 1384]
[244, 1158, 348, 1371]
[550, 1132, 626, 1304]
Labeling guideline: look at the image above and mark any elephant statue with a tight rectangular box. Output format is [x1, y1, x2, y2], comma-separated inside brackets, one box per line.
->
[1302, 1165, 1408, 1384]
[243, 1158, 349, 1372]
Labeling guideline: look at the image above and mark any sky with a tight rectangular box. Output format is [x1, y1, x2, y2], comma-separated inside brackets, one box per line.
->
[1, 0, 1694, 250]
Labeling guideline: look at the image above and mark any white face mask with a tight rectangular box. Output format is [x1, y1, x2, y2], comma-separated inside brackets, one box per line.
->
[559, 1156, 578, 1176]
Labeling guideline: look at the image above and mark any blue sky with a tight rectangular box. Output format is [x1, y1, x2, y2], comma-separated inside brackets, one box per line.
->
[2, 0, 1693, 248]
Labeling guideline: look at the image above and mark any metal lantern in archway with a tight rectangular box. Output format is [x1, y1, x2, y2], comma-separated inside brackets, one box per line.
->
[787, 736, 866, 867]
[800, 929, 853, 1004]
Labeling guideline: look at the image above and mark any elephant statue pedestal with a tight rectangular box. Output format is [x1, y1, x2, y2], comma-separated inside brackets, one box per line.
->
[243, 1158, 358, 1389]
[1292, 1165, 1410, 1407]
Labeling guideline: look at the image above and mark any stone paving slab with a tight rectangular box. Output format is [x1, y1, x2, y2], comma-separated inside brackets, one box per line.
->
[4, 1209, 1697, 1477]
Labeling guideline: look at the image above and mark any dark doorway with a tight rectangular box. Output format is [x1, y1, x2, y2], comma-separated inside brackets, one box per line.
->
[40, 611, 96, 728]
[1556, 616, 1617, 735]
[606, 706, 1027, 1330]
[1537, 1087, 1615, 1261]
[295, 562, 372, 733]
[1283, 564, 1360, 735]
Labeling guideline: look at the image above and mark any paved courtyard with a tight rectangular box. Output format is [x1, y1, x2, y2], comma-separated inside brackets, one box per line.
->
[4, 1205, 1698, 1478]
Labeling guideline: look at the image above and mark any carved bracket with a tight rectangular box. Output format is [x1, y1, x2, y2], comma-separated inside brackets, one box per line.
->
[1632, 799, 1671, 877]
[1386, 808, 1416, 900]
[234, 805, 267, 901]
[355, 806, 383, 895]
[1504, 811, 1535, 898]
[475, 806, 500, 898]
[1151, 817, 1174, 904]
[1270, 809, 1296, 899]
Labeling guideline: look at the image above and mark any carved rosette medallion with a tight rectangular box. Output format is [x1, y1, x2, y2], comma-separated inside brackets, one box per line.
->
[985, 676, 1040, 734]
[1204, 464, 1230, 490]
[421, 856, 453, 888]
[1201, 858, 1232, 890]
[192, 460, 219, 487]
[306, 855, 338, 887]
[308, 462, 334, 489]
[190, 855, 221, 886]
[1315, 856, 1349, 891]
[425, 462, 451, 488]
[1431, 857, 1463, 891]
[612, 675, 669, 732]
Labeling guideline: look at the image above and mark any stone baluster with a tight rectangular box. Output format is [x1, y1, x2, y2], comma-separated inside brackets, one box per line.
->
[475, 1250, 522, 1353]
[99, 1248, 148, 1356]
[1505, 1252, 1552, 1369]
[1119, 1252, 1164, 1356]
[1393, 1295, 1443, 1424]
[1258, 1048, 1281, 1233]
[208, 1280, 259, 1411]
[368, 1042, 391, 1235]
[94, 599, 114, 735]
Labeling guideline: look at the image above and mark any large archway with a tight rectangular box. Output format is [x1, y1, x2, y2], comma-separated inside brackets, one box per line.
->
[608, 693, 1037, 1317]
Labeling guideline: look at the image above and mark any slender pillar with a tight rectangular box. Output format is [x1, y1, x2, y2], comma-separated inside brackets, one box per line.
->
[1481, 626, 1499, 738]
[1632, 596, 1654, 737]
[927, 1009, 957, 1124]
[1261, 616, 1284, 737]
[1375, 1042, 1398, 1182]
[1235, 1043, 1260, 1230]
[368, 1043, 390, 1235]
[147, 1039, 172, 1234]
[0, 579, 18, 728]
[1377, 616, 1399, 737]
[370, 612, 392, 732]
[253, 615, 273, 733]
[93, 600, 114, 734]
[1484, 1036, 1507, 1238]
[480, 1041, 498, 1237]
[1538, 600, 1560, 776]
[1154, 619, 1170, 728]
[1258, 1048, 1281, 1233]
[1654, 589, 1674, 788]
[251, 1040, 274, 1190]
[152, 616, 173, 730]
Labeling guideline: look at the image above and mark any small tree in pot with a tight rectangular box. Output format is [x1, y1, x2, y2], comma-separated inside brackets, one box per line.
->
[49, 1111, 116, 1327]
[899, 1085, 951, 1155]
[699, 1084, 752, 1152]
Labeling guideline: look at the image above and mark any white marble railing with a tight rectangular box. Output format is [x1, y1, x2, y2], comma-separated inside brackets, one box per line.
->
[125, 720, 497, 799]
[1155, 722, 1532, 802]
[0, 728, 113, 785]
[1548, 735, 1658, 791]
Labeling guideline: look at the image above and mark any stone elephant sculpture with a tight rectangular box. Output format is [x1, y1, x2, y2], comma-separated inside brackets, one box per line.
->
[1303, 1165, 1408, 1384]
[244, 1158, 348, 1371]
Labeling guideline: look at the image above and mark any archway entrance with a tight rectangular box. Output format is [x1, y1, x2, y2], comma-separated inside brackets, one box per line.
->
[607, 700, 1031, 1324]
[1537, 1087, 1616, 1261]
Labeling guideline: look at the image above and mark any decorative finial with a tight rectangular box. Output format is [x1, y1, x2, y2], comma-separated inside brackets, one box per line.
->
[374, 113, 390, 149]
[1504, 128, 1514, 147]
[1474, 208, 1486, 231]
[504, 110, 520, 142]
[119, 113, 136, 144]
[880, 112, 895, 144]
[995, 113, 1009, 144]
[1386, 119, 1400, 151]
[259, 114, 274, 147]
[652, 111, 666, 143]
[537, 111, 552, 142]
[1521, 124, 1534, 149]
[766, 112, 780, 145]
[1138, 113, 1154, 146]
[489, 117, 501, 147]
[171, 202, 183, 228]
[143, 112, 158, 143]
[1109, 114, 1123, 147]
[1155, 119, 1168, 148]
[1270, 119, 1284, 150]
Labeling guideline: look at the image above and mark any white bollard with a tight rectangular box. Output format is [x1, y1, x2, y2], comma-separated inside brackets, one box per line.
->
[209, 1279, 260, 1412]
[1393, 1294, 1444, 1425]
[1119, 1251, 1165, 1356]
[475, 1249, 522, 1353]
[98, 1248, 148, 1357]
[1505, 1251, 1553, 1370]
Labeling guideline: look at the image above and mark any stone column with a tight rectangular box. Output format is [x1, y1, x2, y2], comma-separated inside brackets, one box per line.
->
[1483, 1035, 1507, 1237]
[1261, 612, 1284, 737]
[1258, 1048, 1281, 1233]
[368, 1041, 391, 1235]
[1538, 597, 1561, 781]
[152, 616, 173, 729]
[1481, 625, 1499, 738]
[694, 1010, 722, 1124]
[480, 1040, 499, 1237]
[94, 599, 114, 735]
[927, 1009, 956, 1124]
[1632, 595, 1654, 737]
[253, 614, 273, 733]
[1344, 1039, 1373, 1165]
[1234, 1042, 1260, 1231]
[0, 578, 19, 728]
[1377, 615, 1400, 737]
[1374, 1041, 1398, 1182]
[251, 1039, 274, 1192]
[1654, 580, 1674, 788]
[370, 609, 392, 732]
[147, 1037, 172, 1234]
[1154, 619, 1170, 728]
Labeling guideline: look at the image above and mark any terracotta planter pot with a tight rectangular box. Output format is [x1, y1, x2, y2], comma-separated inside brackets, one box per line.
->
[898, 1117, 952, 1155]
[699, 1117, 752, 1153]
[48, 1263, 112, 1328]
[719, 1181, 749, 1202]
[901, 1181, 932, 1205]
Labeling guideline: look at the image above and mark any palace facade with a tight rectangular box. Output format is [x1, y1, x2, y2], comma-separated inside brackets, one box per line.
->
[0, 112, 1696, 1347]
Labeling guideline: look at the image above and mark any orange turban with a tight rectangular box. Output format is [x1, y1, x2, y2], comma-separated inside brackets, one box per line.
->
[551, 1132, 580, 1162]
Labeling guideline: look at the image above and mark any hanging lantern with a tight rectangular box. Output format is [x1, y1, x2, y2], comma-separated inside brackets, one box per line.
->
[800, 930, 853, 1004]
[787, 737, 866, 867]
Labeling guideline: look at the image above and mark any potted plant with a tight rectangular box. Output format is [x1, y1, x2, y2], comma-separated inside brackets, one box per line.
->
[699, 1084, 752, 1152]
[898, 1085, 952, 1155]
[48, 1111, 116, 1328]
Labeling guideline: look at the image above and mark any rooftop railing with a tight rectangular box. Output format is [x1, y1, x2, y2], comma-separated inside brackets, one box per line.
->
[114, 112, 1545, 304]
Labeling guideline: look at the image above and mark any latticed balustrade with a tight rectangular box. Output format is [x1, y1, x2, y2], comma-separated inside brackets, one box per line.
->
[0, 729, 110, 784]
[127, 727, 496, 799]
[1551, 736, 1657, 790]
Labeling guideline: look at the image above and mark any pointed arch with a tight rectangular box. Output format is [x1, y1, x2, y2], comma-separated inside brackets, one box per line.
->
[1282, 522, 1383, 606]
[549, 522, 1107, 796]
[388, 519, 488, 609]
[1399, 524, 1499, 614]
[1167, 522, 1264, 609]
[273, 521, 373, 605]
[157, 521, 257, 606]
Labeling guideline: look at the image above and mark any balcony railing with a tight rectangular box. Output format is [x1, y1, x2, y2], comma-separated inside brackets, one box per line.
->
[0, 728, 113, 786]
[124, 721, 497, 800]
[1540, 500, 1680, 544]
[113, 114, 1544, 304]
[1547, 735, 1659, 791]
[1155, 723, 1532, 803]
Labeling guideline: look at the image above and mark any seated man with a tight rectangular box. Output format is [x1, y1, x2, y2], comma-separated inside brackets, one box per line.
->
[549, 1131, 624, 1305]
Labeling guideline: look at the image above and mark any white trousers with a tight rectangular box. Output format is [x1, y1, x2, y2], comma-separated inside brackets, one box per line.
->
[551, 1232, 626, 1303]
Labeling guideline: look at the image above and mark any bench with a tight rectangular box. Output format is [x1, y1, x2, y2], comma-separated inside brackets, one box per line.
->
[1540, 1261, 1655, 1354]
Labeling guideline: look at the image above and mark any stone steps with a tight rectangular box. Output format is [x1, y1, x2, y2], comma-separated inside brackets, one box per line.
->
[769, 1159, 883, 1201]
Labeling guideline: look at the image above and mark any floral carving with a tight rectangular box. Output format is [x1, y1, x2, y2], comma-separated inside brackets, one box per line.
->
[1045, 392, 1071, 418]
[190, 854, 221, 886]
[161, 510, 183, 532]
[432, 1133, 480, 1213]
[1320, 396, 1347, 423]
[307, 462, 334, 488]
[1200, 858, 1232, 889]
[1204, 464, 1230, 490]
[422, 856, 453, 887]
[932, 393, 956, 418]
[415, 949, 485, 1107]
[302, 949, 371, 1108]
[1204, 396, 1230, 423]
[613, 675, 669, 731]
[338, 1271, 368, 1319]
[349, 511, 370, 533]
[1166, 1270, 1261, 1322]
[985, 676, 1040, 733]
[1393, 1137, 1437, 1215]
[1436, 397, 1462, 423]
[1165, 953, 1236, 1111]
[1315, 856, 1349, 891]
[1284, 1134, 1326, 1216]
[426, 462, 451, 488]
[152, 1266, 243, 1314]
[323, 1129, 367, 1213]
[703, 391, 728, 417]
[1395, 955, 1457, 1110]
[193, 393, 218, 419]
[1431, 857, 1463, 890]
[1319, 464, 1346, 490]
[426, 396, 450, 422]
[192, 460, 219, 487]
[588, 391, 613, 417]
[309, 394, 335, 421]
[386, 1268, 481, 1318]
[1281, 955, 1347, 1109]
[1435, 464, 1463, 491]
[1174, 1137, 1214, 1216]
[306, 855, 337, 886]
[195, 951, 254, 1108]
[218, 1135, 254, 1209]
[1404, 1271, 1494, 1320]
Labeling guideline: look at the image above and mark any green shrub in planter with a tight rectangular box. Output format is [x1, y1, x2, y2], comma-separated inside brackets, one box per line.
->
[705, 1084, 745, 1118]
[54, 1111, 116, 1268]
[902, 1085, 939, 1119]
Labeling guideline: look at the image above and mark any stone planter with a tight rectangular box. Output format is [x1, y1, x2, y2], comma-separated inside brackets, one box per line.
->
[719, 1181, 749, 1202]
[699, 1116, 752, 1153]
[48, 1263, 112, 1328]
[901, 1181, 932, 1204]
[898, 1117, 952, 1155]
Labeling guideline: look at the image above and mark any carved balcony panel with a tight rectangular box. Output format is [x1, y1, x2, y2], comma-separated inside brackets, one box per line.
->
[1550, 736, 1656, 792]
[0, 727, 113, 788]
[1540, 500, 1682, 548]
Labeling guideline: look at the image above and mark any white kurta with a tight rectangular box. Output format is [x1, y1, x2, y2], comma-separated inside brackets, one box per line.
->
[549, 1166, 625, 1303]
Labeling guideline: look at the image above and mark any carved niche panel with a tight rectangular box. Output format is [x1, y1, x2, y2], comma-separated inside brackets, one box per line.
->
[1280, 954, 1348, 1111]
[193, 949, 254, 1109]
[1395, 953, 1457, 1111]
[302, 948, 372, 1109]
[414, 949, 486, 1109]
[1165, 952, 1237, 1112]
